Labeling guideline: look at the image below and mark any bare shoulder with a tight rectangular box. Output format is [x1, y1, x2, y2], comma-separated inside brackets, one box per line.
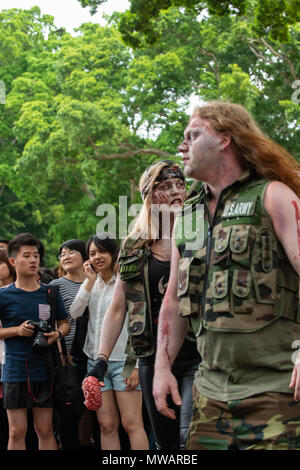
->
[265, 180, 298, 200]
[264, 180, 300, 219]
[264, 181, 300, 264]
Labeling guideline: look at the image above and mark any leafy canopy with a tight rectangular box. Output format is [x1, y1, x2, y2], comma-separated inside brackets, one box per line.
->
[0, 5, 299, 265]
[77, 0, 300, 46]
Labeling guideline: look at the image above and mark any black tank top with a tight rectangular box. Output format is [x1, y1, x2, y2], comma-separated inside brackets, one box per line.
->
[148, 252, 170, 326]
[140, 252, 200, 366]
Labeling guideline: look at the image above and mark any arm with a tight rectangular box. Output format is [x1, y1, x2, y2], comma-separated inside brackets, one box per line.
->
[264, 181, 300, 400]
[84, 274, 127, 386]
[98, 274, 127, 358]
[0, 321, 35, 340]
[125, 368, 140, 391]
[70, 261, 96, 319]
[153, 237, 189, 419]
[44, 318, 70, 346]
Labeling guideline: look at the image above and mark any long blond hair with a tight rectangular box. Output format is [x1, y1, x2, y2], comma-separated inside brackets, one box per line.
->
[192, 101, 300, 197]
[123, 160, 185, 250]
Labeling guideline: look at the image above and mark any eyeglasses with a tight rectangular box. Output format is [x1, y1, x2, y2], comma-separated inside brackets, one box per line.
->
[58, 250, 81, 260]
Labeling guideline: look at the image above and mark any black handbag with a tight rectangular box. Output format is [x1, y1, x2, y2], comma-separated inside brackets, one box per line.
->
[47, 285, 85, 419]
[53, 340, 85, 419]
[71, 306, 89, 358]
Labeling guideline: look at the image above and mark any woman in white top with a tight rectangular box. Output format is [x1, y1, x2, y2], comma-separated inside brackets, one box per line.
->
[70, 233, 148, 450]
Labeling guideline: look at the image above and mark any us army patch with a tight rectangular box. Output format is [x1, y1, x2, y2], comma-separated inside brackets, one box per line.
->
[222, 197, 257, 218]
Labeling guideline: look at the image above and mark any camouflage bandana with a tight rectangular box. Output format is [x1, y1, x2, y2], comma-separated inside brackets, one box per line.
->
[142, 161, 184, 199]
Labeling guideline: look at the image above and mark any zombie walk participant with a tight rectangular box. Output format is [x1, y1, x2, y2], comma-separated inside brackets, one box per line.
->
[153, 100, 300, 450]
[96, 160, 201, 450]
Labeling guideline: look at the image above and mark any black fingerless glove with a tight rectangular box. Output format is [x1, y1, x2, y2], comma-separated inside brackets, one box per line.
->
[85, 357, 108, 382]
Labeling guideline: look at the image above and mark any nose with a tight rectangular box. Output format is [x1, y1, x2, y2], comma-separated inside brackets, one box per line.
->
[177, 140, 188, 154]
[170, 183, 183, 197]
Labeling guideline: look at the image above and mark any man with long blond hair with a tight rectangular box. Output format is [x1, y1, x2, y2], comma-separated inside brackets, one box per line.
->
[153, 100, 300, 450]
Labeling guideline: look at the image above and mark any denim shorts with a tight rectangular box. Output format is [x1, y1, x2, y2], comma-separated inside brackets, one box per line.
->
[87, 359, 141, 392]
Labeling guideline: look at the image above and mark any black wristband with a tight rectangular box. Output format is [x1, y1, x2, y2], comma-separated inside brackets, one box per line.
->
[85, 357, 108, 382]
[56, 330, 63, 342]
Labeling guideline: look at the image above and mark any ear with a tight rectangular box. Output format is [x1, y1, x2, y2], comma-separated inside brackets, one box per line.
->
[220, 132, 231, 150]
[9, 257, 16, 268]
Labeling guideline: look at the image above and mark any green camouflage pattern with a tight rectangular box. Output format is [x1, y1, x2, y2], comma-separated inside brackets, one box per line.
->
[188, 387, 300, 450]
[119, 245, 154, 357]
[174, 170, 300, 334]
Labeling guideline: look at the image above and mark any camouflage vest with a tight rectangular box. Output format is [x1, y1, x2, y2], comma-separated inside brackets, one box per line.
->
[118, 245, 155, 358]
[175, 171, 300, 336]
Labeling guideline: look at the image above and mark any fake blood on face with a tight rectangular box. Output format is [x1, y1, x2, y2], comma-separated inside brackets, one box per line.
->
[292, 200, 300, 258]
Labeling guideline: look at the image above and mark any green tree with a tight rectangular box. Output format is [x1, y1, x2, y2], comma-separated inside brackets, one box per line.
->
[77, 0, 300, 46]
[0, 7, 59, 256]
[1, 6, 299, 265]
[3, 15, 183, 261]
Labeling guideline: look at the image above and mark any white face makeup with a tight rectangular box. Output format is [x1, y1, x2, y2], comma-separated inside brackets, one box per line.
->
[178, 117, 222, 180]
[152, 177, 186, 207]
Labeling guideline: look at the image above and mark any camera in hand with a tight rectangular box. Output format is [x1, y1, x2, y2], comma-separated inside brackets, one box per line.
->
[28, 320, 52, 353]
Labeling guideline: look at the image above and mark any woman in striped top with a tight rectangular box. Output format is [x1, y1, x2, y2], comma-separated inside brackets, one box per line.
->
[49, 239, 88, 450]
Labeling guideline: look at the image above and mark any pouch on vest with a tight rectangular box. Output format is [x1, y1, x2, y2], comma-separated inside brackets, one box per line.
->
[119, 248, 147, 335]
[252, 227, 276, 304]
[214, 226, 231, 266]
[120, 247, 154, 357]
[178, 256, 203, 317]
[230, 225, 251, 267]
[119, 249, 145, 282]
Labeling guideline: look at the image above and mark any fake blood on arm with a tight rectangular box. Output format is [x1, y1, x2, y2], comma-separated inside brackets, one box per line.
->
[292, 200, 300, 259]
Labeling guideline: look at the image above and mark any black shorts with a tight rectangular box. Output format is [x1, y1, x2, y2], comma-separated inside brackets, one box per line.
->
[2, 382, 54, 409]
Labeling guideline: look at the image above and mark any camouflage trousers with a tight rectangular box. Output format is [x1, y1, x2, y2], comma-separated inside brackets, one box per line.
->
[187, 387, 300, 450]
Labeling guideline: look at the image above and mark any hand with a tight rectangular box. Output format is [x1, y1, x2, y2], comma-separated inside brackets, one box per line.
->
[83, 260, 97, 282]
[43, 330, 61, 346]
[16, 320, 35, 337]
[125, 368, 139, 391]
[85, 357, 108, 387]
[153, 368, 182, 420]
[290, 353, 300, 401]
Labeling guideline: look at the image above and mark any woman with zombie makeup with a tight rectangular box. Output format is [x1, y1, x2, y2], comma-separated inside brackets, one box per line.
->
[70, 234, 148, 450]
[90, 161, 201, 450]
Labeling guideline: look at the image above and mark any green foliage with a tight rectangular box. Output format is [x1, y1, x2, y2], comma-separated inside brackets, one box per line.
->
[78, 0, 300, 46]
[77, 0, 108, 15]
[0, 4, 299, 266]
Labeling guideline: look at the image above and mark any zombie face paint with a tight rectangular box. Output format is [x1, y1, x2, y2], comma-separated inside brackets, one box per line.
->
[152, 177, 186, 207]
[141, 162, 185, 200]
[178, 117, 222, 179]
